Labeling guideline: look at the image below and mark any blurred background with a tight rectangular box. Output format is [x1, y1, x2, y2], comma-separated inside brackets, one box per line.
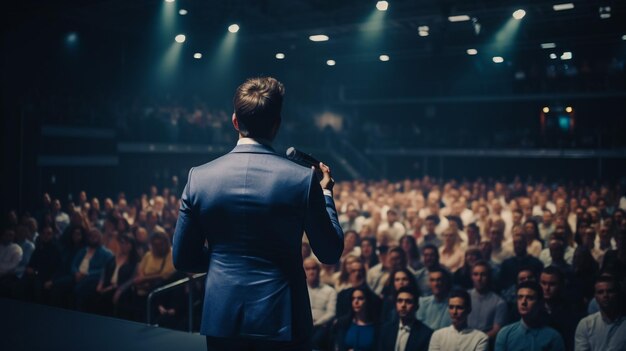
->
[3, 0, 626, 214]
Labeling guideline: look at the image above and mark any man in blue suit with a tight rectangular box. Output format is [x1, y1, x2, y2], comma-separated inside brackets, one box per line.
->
[173, 77, 344, 351]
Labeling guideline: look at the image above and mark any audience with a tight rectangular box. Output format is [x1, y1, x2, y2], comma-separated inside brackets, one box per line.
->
[378, 286, 433, 351]
[1, 175, 624, 343]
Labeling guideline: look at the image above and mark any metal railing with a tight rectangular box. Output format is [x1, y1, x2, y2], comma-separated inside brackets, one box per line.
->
[146, 272, 207, 332]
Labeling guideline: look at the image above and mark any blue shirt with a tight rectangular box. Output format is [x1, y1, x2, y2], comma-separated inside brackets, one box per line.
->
[417, 295, 452, 330]
[495, 320, 565, 351]
[345, 323, 376, 351]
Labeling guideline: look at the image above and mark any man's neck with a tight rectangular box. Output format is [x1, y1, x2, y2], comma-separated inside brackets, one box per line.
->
[400, 316, 414, 327]
[601, 308, 621, 323]
[475, 287, 489, 295]
[453, 322, 467, 332]
[307, 280, 319, 289]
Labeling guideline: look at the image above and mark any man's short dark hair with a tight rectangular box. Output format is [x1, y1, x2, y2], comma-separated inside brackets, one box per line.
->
[425, 214, 440, 225]
[541, 266, 565, 285]
[447, 215, 463, 230]
[395, 286, 418, 304]
[449, 289, 472, 312]
[233, 77, 285, 139]
[517, 280, 543, 301]
[422, 243, 438, 255]
[595, 275, 620, 291]
[428, 266, 451, 288]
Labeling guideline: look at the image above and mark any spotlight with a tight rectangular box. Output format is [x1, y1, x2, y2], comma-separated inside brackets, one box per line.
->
[549, 53, 557, 59]
[275, 53, 285, 60]
[560, 52, 572, 60]
[541, 43, 556, 49]
[466, 48, 478, 55]
[599, 6, 611, 19]
[179, 9, 188, 15]
[565, 106, 573, 113]
[543, 107, 550, 113]
[326, 59, 336, 66]
[448, 15, 471, 22]
[492, 56, 504, 63]
[193, 53, 202, 59]
[418, 30, 429, 37]
[66, 32, 78, 44]
[553, 3, 574, 11]
[379, 54, 390, 62]
[228, 24, 240, 33]
[309, 35, 329, 42]
[175, 34, 186, 43]
[376, 1, 388, 11]
[165, 0, 175, 2]
[512, 9, 526, 20]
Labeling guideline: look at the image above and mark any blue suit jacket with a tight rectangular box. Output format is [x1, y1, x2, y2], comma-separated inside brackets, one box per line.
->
[173, 142, 344, 342]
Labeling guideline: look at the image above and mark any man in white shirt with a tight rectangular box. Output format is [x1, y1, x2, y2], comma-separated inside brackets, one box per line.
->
[429, 289, 488, 351]
[377, 209, 406, 245]
[575, 276, 626, 351]
[304, 257, 337, 350]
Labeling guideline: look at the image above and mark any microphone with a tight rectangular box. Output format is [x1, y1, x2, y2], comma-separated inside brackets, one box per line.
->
[286, 147, 321, 169]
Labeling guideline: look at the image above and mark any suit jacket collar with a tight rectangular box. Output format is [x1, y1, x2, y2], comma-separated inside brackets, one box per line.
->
[230, 142, 277, 155]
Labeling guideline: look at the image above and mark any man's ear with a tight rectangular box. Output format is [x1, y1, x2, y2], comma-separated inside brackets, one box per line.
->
[232, 113, 239, 132]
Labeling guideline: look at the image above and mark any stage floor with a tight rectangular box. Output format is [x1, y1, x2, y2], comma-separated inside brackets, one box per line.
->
[0, 298, 205, 350]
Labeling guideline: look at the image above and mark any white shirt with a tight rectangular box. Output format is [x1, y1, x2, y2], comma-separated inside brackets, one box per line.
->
[307, 282, 337, 326]
[429, 325, 489, 351]
[539, 245, 575, 267]
[395, 321, 411, 351]
[0, 243, 23, 275]
[366, 263, 388, 296]
[575, 312, 626, 351]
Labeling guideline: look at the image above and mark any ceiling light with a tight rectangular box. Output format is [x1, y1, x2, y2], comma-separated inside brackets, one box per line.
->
[165, 0, 175, 3]
[492, 56, 504, 63]
[179, 9, 188, 15]
[309, 35, 329, 42]
[326, 59, 336, 66]
[193, 53, 202, 59]
[379, 54, 390, 62]
[553, 3, 574, 11]
[565, 106, 573, 113]
[543, 107, 550, 113]
[174, 34, 186, 43]
[541, 42, 556, 49]
[560, 52, 572, 60]
[448, 15, 471, 22]
[228, 24, 240, 33]
[418, 30, 429, 37]
[275, 53, 285, 60]
[376, 1, 389, 11]
[512, 9, 526, 20]
[466, 48, 478, 55]
[549, 53, 557, 59]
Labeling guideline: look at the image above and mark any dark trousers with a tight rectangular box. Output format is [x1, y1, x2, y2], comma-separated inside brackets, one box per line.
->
[206, 336, 311, 351]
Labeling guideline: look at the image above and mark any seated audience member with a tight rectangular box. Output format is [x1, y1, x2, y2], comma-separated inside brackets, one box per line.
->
[580, 227, 603, 262]
[539, 232, 575, 267]
[467, 261, 508, 341]
[501, 268, 535, 320]
[465, 223, 481, 248]
[415, 244, 444, 296]
[72, 228, 114, 311]
[498, 232, 543, 290]
[488, 223, 513, 265]
[14, 225, 35, 279]
[340, 203, 365, 233]
[337, 260, 381, 319]
[20, 225, 62, 303]
[575, 276, 626, 351]
[360, 237, 379, 270]
[378, 209, 406, 245]
[543, 237, 574, 279]
[378, 286, 433, 351]
[96, 233, 139, 316]
[452, 246, 483, 290]
[380, 268, 419, 323]
[124, 230, 175, 320]
[367, 246, 406, 297]
[0, 229, 23, 297]
[418, 215, 442, 249]
[572, 245, 599, 303]
[49, 226, 86, 307]
[133, 226, 150, 258]
[399, 235, 423, 273]
[540, 266, 582, 351]
[538, 210, 556, 242]
[341, 230, 361, 261]
[333, 286, 380, 351]
[495, 281, 565, 351]
[428, 289, 489, 351]
[304, 257, 337, 350]
[417, 267, 452, 330]
[522, 220, 543, 258]
[439, 228, 465, 272]
[334, 255, 360, 293]
[601, 229, 626, 282]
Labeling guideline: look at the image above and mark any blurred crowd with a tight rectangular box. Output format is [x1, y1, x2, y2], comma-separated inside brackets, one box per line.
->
[1, 176, 626, 350]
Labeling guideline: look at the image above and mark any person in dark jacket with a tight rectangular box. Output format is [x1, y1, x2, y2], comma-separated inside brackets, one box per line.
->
[377, 286, 433, 351]
[18, 225, 62, 303]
